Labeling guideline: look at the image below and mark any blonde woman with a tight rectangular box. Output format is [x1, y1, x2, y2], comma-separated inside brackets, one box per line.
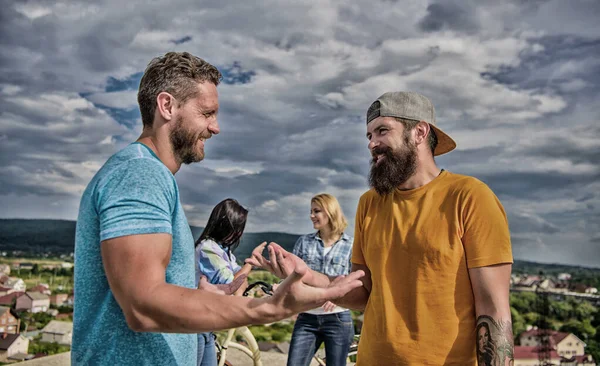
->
[287, 193, 354, 366]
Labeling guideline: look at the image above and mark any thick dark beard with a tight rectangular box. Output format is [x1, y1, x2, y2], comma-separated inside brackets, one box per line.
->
[368, 140, 418, 196]
[170, 116, 202, 165]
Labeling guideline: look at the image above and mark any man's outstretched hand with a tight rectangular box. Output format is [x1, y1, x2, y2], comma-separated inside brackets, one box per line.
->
[266, 264, 364, 317]
[198, 274, 247, 295]
[245, 242, 311, 282]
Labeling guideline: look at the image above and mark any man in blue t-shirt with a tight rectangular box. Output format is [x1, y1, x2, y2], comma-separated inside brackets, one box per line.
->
[72, 52, 365, 365]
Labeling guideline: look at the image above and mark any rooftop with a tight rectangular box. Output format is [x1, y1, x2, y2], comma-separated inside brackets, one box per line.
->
[24, 291, 50, 301]
[0, 333, 22, 350]
[514, 346, 561, 360]
[42, 321, 73, 335]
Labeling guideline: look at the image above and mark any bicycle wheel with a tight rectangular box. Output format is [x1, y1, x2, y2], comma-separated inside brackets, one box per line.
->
[217, 326, 262, 366]
[217, 328, 236, 366]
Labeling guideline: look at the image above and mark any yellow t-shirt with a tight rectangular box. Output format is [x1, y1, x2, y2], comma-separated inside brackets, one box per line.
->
[352, 170, 512, 366]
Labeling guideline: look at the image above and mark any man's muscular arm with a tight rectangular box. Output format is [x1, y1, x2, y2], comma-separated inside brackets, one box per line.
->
[470, 263, 514, 366]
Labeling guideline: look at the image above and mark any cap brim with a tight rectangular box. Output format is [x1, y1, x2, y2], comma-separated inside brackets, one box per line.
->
[430, 125, 456, 156]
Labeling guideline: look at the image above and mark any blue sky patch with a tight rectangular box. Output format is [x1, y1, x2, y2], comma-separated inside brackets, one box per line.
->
[171, 36, 192, 45]
[220, 61, 256, 85]
[97, 105, 141, 129]
[105, 72, 144, 92]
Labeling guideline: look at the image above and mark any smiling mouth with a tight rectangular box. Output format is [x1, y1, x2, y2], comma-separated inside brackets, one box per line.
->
[373, 154, 385, 165]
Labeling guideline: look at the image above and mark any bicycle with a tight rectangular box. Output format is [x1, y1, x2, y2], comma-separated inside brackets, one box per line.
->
[215, 281, 274, 366]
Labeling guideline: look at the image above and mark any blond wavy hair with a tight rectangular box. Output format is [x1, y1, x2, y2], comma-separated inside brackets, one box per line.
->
[311, 193, 348, 235]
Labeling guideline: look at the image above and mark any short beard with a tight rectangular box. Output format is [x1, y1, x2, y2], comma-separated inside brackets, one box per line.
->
[368, 136, 418, 196]
[170, 116, 202, 165]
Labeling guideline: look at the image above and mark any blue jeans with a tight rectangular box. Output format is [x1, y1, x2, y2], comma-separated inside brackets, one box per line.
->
[287, 311, 354, 366]
[197, 332, 217, 366]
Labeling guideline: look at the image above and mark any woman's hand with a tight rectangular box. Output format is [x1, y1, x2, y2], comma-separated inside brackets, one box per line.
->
[245, 241, 269, 268]
[322, 301, 336, 312]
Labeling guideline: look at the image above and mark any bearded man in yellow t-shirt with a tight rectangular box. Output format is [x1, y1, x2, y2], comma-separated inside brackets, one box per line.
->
[247, 91, 514, 366]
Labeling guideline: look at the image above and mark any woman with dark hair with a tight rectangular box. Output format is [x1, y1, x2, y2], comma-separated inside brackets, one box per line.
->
[195, 198, 255, 366]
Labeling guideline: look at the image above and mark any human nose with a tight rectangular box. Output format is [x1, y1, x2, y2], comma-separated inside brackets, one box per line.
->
[209, 118, 220, 135]
[368, 137, 379, 151]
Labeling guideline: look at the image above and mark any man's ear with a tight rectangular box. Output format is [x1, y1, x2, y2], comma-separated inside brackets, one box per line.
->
[156, 92, 175, 122]
[413, 121, 430, 146]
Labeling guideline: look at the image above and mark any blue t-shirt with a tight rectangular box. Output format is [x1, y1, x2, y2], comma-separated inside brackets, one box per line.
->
[72, 142, 196, 365]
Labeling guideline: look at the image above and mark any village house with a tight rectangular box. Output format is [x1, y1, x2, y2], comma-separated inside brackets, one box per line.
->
[28, 284, 51, 296]
[554, 280, 571, 293]
[0, 307, 20, 334]
[0, 265, 10, 276]
[538, 278, 557, 290]
[15, 292, 50, 313]
[514, 346, 562, 366]
[517, 329, 596, 365]
[0, 286, 16, 297]
[40, 320, 73, 345]
[513, 275, 541, 291]
[0, 333, 29, 363]
[0, 292, 24, 307]
[0, 276, 26, 292]
[50, 293, 68, 306]
[571, 283, 599, 294]
[558, 273, 572, 281]
[14, 263, 34, 271]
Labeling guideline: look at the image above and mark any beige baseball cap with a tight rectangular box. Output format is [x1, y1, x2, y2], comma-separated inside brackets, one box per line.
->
[366, 91, 456, 156]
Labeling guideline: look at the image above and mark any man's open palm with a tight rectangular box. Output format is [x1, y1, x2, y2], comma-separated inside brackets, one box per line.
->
[268, 264, 364, 315]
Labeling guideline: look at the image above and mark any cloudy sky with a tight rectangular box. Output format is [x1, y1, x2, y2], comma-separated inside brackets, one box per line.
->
[1, 0, 599, 266]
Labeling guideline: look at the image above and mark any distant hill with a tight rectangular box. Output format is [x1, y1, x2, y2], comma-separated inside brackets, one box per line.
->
[0, 219, 77, 254]
[1, 219, 599, 274]
[0, 219, 299, 261]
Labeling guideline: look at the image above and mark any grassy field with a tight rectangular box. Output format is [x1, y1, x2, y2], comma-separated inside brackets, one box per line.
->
[0, 257, 72, 265]
[0, 258, 73, 293]
[21, 273, 73, 293]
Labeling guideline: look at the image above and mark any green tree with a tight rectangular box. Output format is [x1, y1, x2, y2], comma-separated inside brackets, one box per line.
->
[550, 300, 574, 321]
[523, 312, 540, 325]
[511, 307, 527, 341]
[510, 292, 537, 314]
[574, 301, 597, 320]
[31, 264, 39, 275]
[586, 340, 600, 365]
[559, 319, 596, 341]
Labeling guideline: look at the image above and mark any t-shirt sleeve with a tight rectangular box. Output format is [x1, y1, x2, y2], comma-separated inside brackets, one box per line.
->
[198, 244, 236, 285]
[96, 158, 176, 242]
[229, 252, 242, 273]
[351, 198, 366, 266]
[462, 182, 513, 268]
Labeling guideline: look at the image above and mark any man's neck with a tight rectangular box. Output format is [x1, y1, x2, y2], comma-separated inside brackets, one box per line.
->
[318, 229, 340, 247]
[397, 156, 441, 191]
[137, 129, 181, 175]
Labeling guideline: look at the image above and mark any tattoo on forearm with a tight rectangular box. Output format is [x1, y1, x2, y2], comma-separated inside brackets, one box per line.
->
[476, 315, 514, 366]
